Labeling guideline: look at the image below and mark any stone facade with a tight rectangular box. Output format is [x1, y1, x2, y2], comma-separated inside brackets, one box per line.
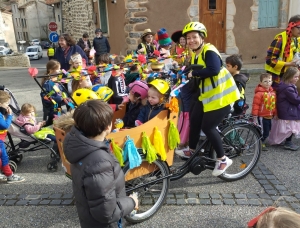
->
[61, 0, 95, 43]
[124, 0, 197, 54]
[0, 53, 30, 67]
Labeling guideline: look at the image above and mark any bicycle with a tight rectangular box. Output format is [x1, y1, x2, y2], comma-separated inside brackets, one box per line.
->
[123, 114, 262, 223]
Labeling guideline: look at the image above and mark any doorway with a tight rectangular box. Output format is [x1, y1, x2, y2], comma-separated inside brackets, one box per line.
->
[200, 0, 226, 52]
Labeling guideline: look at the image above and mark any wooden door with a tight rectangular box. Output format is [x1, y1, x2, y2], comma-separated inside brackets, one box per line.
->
[200, 0, 226, 52]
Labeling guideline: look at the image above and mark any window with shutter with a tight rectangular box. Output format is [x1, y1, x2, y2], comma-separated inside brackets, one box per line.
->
[258, 0, 279, 28]
[99, 0, 108, 33]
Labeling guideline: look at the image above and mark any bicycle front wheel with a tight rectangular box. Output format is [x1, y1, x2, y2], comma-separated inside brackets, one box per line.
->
[212, 123, 261, 181]
[123, 159, 170, 224]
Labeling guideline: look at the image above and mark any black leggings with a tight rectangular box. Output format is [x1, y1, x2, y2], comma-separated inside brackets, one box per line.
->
[189, 100, 231, 158]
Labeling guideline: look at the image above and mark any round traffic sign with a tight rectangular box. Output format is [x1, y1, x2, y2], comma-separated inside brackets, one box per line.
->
[48, 22, 58, 31]
[49, 32, 59, 42]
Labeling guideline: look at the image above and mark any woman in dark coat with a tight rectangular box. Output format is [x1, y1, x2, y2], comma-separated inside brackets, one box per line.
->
[53, 33, 88, 71]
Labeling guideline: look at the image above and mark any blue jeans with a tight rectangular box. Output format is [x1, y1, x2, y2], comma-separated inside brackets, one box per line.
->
[258, 117, 272, 142]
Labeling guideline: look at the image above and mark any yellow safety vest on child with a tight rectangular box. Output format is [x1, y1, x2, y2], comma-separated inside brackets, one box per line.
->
[191, 43, 240, 112]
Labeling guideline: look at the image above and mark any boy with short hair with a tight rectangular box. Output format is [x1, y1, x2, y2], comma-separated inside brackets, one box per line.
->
[63, 99, 137, 227]
[251, 73, 276, 151]
[226, 54, 250, 116]
[0, 90, 25, 183]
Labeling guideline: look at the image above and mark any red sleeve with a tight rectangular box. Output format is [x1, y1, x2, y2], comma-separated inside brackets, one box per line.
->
[110, 104, 117, 112]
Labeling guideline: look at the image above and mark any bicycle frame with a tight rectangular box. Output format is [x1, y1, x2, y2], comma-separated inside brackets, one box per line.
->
[125, 115, 262, 193]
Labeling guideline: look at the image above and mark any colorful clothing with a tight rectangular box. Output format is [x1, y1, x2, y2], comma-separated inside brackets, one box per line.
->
[268, 82, 300, 145]
[177, 111, 189, 144]
[251, 85, 276, 118]
[268, 118, 300, 145]
[265, 31, 300, 84]
[0, 112, 13, 176]
[191, 43, 240, 112]
[16, 114, 42, 134]
[107, 74, 128, 105]
[276, 82, 300, 120]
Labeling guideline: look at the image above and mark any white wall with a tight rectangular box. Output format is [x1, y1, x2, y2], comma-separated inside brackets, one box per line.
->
[1, 12, 17, 51]
[289, 0, 300, 19]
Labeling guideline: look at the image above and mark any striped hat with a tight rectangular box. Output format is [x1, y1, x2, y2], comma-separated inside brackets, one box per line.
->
[157, 28, 172, 46]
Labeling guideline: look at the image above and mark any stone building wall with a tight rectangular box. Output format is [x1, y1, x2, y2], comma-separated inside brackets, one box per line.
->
[61, 0, 95, 43]
[123, 0, 196, 54]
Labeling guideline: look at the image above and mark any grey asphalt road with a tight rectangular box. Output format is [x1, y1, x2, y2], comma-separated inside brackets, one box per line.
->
[0, 68, 299, 227]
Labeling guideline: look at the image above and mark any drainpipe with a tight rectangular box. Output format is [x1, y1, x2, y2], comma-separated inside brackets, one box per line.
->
[35, 0, 41, 39]
[60, 0, 64, 33]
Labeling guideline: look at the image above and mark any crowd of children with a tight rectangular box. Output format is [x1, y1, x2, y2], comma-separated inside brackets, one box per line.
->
[2, 21, 300, 227]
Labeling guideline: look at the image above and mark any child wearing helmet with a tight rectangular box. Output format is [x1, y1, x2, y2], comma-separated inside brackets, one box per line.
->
[123, 81, 149, 128]
[175, 22, 240, 177]
[67, 68, 92, 96]
[135, 79, 170, 126]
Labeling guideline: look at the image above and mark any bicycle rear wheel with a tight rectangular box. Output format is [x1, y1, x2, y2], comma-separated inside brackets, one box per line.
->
[123, 159, 170, 224]
[212, 123, 261, 181]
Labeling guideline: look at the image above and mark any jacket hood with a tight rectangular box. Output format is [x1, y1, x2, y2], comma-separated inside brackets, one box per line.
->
[234, 73, 249, 88]
[64, 126, 110, 164]
[276, 82, 294, 93]
[254, 84, 274, 93]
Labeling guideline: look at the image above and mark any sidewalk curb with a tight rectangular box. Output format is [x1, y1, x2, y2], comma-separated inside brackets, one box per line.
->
[0, 67, 46, 71]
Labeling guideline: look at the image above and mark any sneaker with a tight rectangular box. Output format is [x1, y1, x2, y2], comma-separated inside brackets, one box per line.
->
[212, 157, 233, 177]
[175, 147, 193, 159]
[284, 142, 299, 151]
[0, 173, 7, 181]
[7, 174, 25, 184]
[262, 143, 268, 151]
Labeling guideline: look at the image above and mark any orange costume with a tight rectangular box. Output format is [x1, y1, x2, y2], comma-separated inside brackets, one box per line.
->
[251, 84, 276, 118]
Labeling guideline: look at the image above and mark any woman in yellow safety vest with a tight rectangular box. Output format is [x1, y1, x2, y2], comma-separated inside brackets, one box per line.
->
[175, 22, 240, 177]
[265, 15, 300, 90]
[136, 29, 156, 57]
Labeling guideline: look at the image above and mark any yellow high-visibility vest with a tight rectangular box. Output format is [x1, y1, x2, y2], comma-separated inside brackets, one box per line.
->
[191, 43, 240, 112]
[140, 43, 156, 55]
[48, 48, 55, 56]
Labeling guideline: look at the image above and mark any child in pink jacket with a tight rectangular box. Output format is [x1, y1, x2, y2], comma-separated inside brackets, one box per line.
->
[16, 103, 55, 141]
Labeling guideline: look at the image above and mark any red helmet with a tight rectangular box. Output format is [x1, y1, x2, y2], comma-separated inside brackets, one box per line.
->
[129, 81, 149, 99]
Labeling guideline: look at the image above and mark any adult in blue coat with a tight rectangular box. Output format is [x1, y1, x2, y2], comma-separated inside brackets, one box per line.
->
[53, 33, 88, 71]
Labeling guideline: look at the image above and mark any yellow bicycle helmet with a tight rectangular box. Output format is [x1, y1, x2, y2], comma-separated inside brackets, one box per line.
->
[72, 88, 99, 105]
[91, 85, 114, 102]
[182, 22, 207, 37]
[148, 79, 170, 95]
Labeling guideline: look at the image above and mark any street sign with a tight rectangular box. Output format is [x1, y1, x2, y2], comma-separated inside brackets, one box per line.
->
[48, 21, 58, 31]
[49, 32, 59, 43]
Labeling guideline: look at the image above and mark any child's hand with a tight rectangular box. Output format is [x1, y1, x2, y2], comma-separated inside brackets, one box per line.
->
[135, 120, 143, 126]
[7, 106, 12, 115]
[122, 96, 129, 103]
[187, 71, 193, 78]
[118, 103, 125, 110]
[129, 193, 139, 209]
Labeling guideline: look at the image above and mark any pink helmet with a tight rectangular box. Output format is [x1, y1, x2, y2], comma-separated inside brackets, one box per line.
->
[129, 81, 149, 99]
